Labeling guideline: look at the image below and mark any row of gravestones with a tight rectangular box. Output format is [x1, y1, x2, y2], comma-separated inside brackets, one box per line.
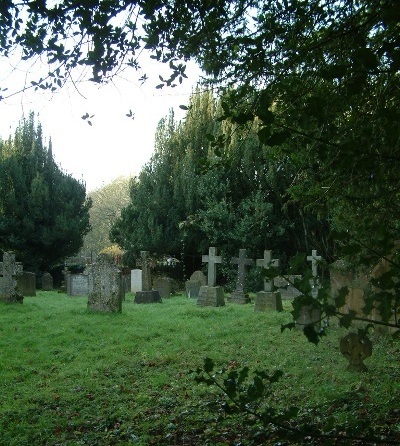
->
[0, 250, 374, 371]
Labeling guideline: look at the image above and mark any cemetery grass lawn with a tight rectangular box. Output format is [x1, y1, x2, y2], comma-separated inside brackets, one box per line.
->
[0, 293, 399, 446]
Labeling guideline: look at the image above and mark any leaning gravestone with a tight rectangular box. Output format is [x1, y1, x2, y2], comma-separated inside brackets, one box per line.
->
[131, 269, 142, 293]
[228, 249, 253, 304]
[87, 257, 123, 312]
[153, 277, 171, 299]
[42, 272, 53, 291]
[134, 251, 161, 303]
[17, 272, 36, 296]
[0, 252, 24, 303]
[197, 247, 225, 307]
[254, 250, 282, 312]
[340, 332, 372, 372]
[185, 270, 206, 299]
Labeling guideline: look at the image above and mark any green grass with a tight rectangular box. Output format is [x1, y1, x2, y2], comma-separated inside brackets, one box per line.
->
[0, 292, 399, 445]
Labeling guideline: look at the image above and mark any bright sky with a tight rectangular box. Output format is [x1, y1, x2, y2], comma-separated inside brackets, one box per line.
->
[0, 56, 202, 192]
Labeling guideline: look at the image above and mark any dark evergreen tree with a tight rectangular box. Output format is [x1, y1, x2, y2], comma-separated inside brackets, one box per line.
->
[0, 113, 92, 272]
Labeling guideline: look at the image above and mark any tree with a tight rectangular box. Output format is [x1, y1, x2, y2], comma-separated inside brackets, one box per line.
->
[82, 176, 131, 260]
[0, 112, 91, 272]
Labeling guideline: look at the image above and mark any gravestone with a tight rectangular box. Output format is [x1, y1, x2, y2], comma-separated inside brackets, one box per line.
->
[87, 257, 123, 312]
[295, 249, 323, 328]
[197, 247, 225, 307]
[254, 250, 282, 312]
[131, 269, 142, 293]
[0, 252, 24, 303]
[134, 251, 161, 304]
[17, 272, 36, 296]
[42, 272, 53, 291]
[59, 267, 69, 293]
[228, 249, 253, 304]
[154, 277, 171, 299]
[274, 275, 302, 299]
[185, 270, 206, 299]
[340, 332, 372, 372]
[67, 273, 89, 296]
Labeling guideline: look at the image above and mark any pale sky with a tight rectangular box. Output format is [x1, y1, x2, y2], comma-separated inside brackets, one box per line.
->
[0, 56, 202, 192]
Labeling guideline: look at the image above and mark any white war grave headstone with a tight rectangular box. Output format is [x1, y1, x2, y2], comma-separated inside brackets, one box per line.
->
[197, 247, 225, 307]
[131, 269, 142, 293]
[0, 252, 24, 303]
[228, 249, 253, 304]
[134, 251, 161, 303]
[254, 250, 282, 312]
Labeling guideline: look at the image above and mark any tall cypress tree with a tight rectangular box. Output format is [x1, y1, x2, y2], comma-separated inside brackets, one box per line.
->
[0, 112, 92, 272]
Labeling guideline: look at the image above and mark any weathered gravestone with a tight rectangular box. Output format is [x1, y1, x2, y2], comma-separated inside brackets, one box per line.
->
[42, 272, 53, 291]
[185, 270, 206, 299]
[254, 250, 282, 312]
[131, 269, 142, 293]
[228, 249, 253, 304]
[274, 275, 302, 299]
[17, 272, 36, 296]
[197, 247, 225, 307]
[134, 252, 161, 303]
[67, 273, 89, 296]
[153, 277, 171, 299]
[59, 267, 69, 293]
[295, 250, 323, 328]
[0, 252, 24, 303]
[340, 332, 372, 372]
[87, 257, 124, 312]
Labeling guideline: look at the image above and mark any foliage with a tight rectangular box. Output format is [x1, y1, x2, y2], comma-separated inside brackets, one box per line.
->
[82, 176, 131, 260]
[0, 112, 91, 272]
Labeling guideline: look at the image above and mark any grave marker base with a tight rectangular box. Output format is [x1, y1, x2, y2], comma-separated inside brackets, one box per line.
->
[254, 291, 282, 312]
[134, 290, 162, 304]
[227, 290, 251, 304]
[197, 286, 225, 307]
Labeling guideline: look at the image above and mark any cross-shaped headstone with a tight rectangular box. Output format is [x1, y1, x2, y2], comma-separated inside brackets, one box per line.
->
[307, 249, 322, 279]
[202, 247, 222, 287]
[256, 250, 280, 292]
[231, 249, 253, 292]
[140, 251, 152, 291]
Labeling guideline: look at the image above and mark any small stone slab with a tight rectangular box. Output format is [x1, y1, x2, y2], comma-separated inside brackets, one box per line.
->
[42, 272, 53, 291]
[197, 286, 225, 307]
[295, 306, 321, 329]
[340, 332, 372, 372]
[254, 291, 282, 312]
[185, 280, 201, 299]
[228, 290, 251, 304]
[134, 290, 162, 304]
[190, 270, 207, 286]
[153, 277, 171, 299]
[17, 272, 36, 296]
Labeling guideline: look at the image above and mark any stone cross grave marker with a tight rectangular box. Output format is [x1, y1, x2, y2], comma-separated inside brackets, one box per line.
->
[202, 247, 222, 287]
[307, 249, 322, 279]
[231, 249, 253, 292]
[141, 251, 152, 291]
[0, 252, 23, 303]
[340, 332, 372, 372]
[256, 250, 279, 292]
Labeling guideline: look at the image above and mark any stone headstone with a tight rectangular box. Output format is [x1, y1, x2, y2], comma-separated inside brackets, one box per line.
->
[254, 250, 282, 312]
[274, 275, 302, 299]
[198, 247, 225, 307]
[228, 249, 253, 304]
[87, 258, 123, 312]
[340, 332, 372, 372]
[153, 277, 171, 299]
[17, 272, 36, 296]
[307, 249, 322, 280]
[67, 273, 89, 296]
[0, 252, 24, 303]
[42, 272, 53, 291]
[185, 270, 206, 298]
[295, 305, 321, 328]
[134, 252, 162, 303]
[185, 280, 201, 299]
[131, 269, 142, 293]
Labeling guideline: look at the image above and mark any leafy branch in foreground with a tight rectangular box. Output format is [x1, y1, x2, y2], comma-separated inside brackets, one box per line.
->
[191, 358, 399, 445]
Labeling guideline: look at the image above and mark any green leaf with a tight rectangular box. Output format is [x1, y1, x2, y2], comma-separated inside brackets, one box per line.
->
[258, 126, 271, 144]
[203, 357, 214, 374]
[179, 105, 189, 110]
[267, 130, 290, 146]
[320, 64, 347, 79]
